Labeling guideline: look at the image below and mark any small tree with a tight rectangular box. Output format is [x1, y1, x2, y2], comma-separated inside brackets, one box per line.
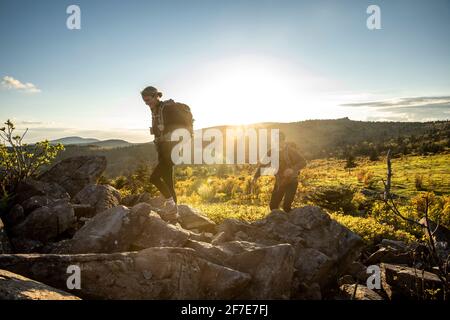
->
[0, 119, 64, 198]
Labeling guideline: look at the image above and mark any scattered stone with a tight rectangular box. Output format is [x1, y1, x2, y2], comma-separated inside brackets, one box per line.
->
[365, 247, 414, 266]
[187, 239, 295, 299]
[177, 205, 217, 233]
[0, 269, 81, 300]
[73, 184, 121, 215]
[55, 203, 190, 254]
[15, 178, 69, 204]
[380, 263, 444, 300]
[294, 248, 334, 288]
[10, 199, 75, 243]
[39, 156, 107, 197]
[21, 195, 55, 215]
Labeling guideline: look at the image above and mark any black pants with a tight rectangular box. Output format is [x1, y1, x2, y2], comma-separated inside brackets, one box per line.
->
[269, 177, 298, 212]
[150, 141, 177, 203]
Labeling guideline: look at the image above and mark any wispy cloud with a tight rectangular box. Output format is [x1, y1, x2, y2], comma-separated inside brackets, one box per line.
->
[1, 75, 41, 93]
[341, 96, 450, 108]
[340, 95, 450, 121]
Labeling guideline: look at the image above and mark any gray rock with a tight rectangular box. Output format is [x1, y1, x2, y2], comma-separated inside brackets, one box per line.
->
[217, 206, 364, 290]
[0, 269, 81, 300]
[63, 205, 131, 253]
[73, 184, 121, 215]
[39, 156, 107, 197]
[177, 205, 217, 233]
[21, 195, 55, 215]
[294, 248, 334, 288]
[380, 263, 444, 300]
[187, 239, 295, 299]
[128, 203, 190, 250]
[15, 178, 69, 204]
[0, 247, 251, 299]
[10, 199, 75, 243]
[365, 247, 414, 266]
[3, 204, 25, 227]
[56, 203, 190, 254]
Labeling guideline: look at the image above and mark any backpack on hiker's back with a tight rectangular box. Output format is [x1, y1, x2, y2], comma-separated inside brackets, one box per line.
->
[153, 99, 194, 139]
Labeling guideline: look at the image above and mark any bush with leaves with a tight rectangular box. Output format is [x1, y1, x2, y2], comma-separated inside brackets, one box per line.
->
[0, 120, 64, 207]
[306, 184, 356, 214]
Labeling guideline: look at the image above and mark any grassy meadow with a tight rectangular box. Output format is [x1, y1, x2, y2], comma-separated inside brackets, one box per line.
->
[110, 153, 450, 246]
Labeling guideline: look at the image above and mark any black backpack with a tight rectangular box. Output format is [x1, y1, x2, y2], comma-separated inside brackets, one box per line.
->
[159, 100, 194, 135]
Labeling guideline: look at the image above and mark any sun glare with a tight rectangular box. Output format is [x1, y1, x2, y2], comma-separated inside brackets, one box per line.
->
[184, 56, 315, 128]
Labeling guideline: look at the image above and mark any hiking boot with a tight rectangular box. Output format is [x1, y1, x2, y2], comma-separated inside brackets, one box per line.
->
[161, 199, 179, 223]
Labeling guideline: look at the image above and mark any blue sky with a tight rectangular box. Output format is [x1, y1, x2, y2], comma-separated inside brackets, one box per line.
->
[0, 0, 449, 142]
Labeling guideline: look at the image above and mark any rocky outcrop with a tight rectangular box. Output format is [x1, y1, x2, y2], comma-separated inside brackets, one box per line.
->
[0, 247, 251, 299]
[186, 240, 295, 299]
[38, 156, 107, 197]
[10, 199, 75, 243]
[73, 184, 121, 215]
[14, 179, 70, 205]
[53, 203, 190, 254]
[0, 269, 80, 300]
[216, 206, 365, 291]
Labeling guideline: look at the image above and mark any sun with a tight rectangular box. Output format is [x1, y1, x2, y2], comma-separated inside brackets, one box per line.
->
[185, 56, 309, 128]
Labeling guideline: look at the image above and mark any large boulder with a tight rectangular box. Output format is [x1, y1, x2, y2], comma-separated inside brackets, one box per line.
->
[0, 269, 80, 300]
[218, 206, 364, 290]
[380, 263, 444, 300]
[38, 156, 107, 197]
[178, 205, 217, 233]
[0, 247, 251, 299]
[15, 178, 70, 204]
[55, 203, 190, 254]
[21, 195, 56, 215]
[73, 184, 121, 215]
[0, 218, 12, 253]
[186, 240, 295, 299]
[10, 199, 75, 243]
[2, 204, 25, 227]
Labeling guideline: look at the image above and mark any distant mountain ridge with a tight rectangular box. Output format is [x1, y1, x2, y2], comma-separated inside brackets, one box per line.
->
[50, 136, 131, 148]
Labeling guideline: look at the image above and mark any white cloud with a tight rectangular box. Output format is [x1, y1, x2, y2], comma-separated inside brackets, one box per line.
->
[1, 75, 41, 93]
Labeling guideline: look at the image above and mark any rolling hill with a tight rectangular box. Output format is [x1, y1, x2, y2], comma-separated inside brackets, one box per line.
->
[49, 119, 449, 178]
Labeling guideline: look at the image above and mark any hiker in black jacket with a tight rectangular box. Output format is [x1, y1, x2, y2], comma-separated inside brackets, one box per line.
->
[141, 86, 193, 221]
[252, 132, 307, 212]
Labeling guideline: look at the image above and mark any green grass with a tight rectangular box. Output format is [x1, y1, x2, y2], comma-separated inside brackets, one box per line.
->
[301, 153, 450, 197]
